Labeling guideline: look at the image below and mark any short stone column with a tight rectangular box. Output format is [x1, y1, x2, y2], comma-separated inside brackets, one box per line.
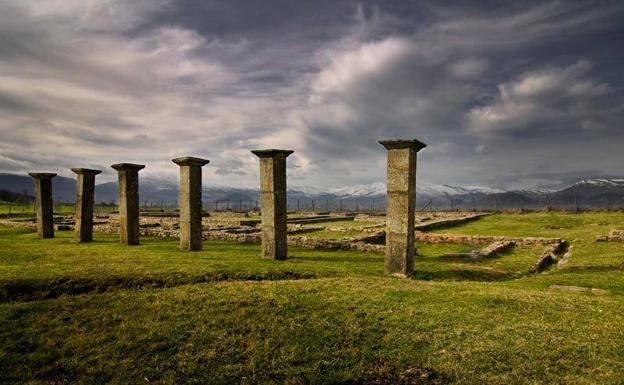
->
[251, 149, 294, 260]
[28, 173, 57, 239]
[172, 157, 210, 251]
[111, 163, 145, 245]
[71, 168, 101, 243]
[379, 139, 427, 277]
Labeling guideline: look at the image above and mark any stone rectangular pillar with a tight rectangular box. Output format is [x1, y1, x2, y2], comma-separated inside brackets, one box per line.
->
[71, 168, 101, 242]
[28, 173, 57, 239]
[379, 139, 426, 277]
[172, 157, 210, 251]
[111, 163, 145, 245]
[251, 149, 293, 260]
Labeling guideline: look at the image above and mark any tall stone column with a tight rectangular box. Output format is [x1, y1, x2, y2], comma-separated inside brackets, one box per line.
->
[251, 149, 294, 260]
[379, 139, 427, 277]
[172, 157, 210, 251]
[71, 168, 101, 242]
[28, 173, 57, 239]
[111, 163, 145, 245]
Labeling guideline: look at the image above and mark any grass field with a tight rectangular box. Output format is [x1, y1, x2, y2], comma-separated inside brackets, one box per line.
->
[1, 212, 623, 384]
[0, 202, 115, 216]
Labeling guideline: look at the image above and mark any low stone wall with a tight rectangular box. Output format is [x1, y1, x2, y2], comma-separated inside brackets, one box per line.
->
[596, 229, 624, 242]
[204, 231, 260, 243]
[287, 236, 384, 253]
[0, 219, 36, 230]
[414, 213, 489, 231]
[287, 226, 325, 235]
[288, 216, 355, 225]
[440, 240, 516, 260]
[325, 224, 384, 233]
[415, 232, 562, 246]
[354, 214, 385, 223]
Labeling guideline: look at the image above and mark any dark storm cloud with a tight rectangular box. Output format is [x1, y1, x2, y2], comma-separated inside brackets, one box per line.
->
[0, 0, 622, 190]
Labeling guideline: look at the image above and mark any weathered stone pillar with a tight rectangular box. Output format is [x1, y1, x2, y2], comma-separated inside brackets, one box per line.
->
[251, 149, 294, 260]
[71, 168, 101, 242]
[111, 163, 145, 245]
[28, 173, 57, 239]
[172, 157, 210, 251]
[379, 139, 427, 277]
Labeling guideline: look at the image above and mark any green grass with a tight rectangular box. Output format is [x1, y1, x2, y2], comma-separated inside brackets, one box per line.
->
[0, 202, 116, 216]
[1, 278, 623, 385]
[1, 212, 623, 384]
[432, 212, 624, 294]
[0, 228, 531, 301]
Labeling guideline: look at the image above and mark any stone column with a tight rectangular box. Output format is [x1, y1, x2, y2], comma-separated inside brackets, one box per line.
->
[28, 173, 57, 239]
[111, 163, 145, 245]
[71, 168, 101, 243]
[172, 157, 210, 251]
[379, 139, 427, 277]
[251, 149, 294, 260]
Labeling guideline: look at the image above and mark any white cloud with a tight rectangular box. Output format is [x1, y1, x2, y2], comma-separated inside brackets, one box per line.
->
[450, 58, 489, 79]
[0, 0, 623, 191]
[466, 60, 610, 133]
[0, 3, 304, 186]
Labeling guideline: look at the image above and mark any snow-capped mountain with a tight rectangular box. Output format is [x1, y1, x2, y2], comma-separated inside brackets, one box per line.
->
[418, 184, 503, 196]
[2, 173, 624, 209]
[570, 179, 624, 188]
[325, 182, 386, 197]
[319, 183, 504, 198]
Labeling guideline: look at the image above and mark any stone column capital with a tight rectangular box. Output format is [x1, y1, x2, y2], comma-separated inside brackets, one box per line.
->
[28, 172, 57, 179]
[71, 168, 102, 176]
[251, 149, 294, 158]
[111, 163, 145, 172]
[172, 156, 210, 167]
[379, 139, 427, 152]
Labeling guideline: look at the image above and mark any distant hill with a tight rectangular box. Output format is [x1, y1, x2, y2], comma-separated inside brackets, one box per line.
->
[0, 189, 34, 203]
[1, 173, 623, 210]
[0, 174, 77, 202]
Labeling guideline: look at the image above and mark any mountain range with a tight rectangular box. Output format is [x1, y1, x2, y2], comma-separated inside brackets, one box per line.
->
[1, 173, 623, 210]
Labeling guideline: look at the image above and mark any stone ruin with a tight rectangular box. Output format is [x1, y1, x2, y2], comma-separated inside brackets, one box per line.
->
[172, 157, 210, 251]
[379, 139, 427, 277]
[28, 173, 56, 239]
[251, 149, 293, 260]
[72, 168, 101, 243]
[19, 138, 570, 278]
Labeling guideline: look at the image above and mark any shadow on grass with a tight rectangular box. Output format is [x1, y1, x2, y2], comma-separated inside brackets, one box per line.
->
[291, 255, 382, 264]
[0, 270, 318, 303]
[559, 265, 623, 273]
[412, 268, 512, 282]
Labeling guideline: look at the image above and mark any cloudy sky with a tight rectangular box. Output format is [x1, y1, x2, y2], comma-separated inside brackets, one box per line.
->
[0, 0, 623, 190]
